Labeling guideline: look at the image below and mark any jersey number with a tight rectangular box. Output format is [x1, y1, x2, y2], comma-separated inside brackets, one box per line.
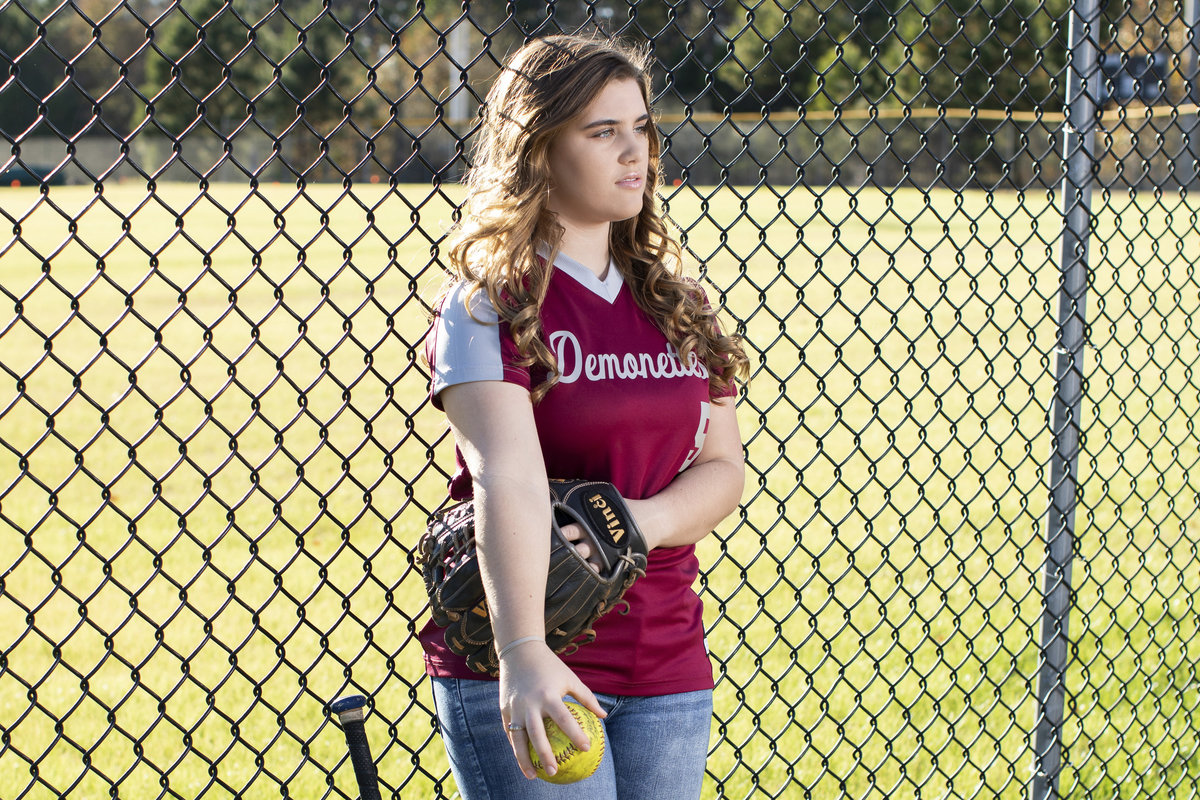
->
[679, 401, 712, 472]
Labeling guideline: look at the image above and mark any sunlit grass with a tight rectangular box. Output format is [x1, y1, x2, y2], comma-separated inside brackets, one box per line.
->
[1, 181, 1197, 799]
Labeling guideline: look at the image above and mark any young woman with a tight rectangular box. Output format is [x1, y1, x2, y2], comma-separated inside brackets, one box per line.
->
[422, 34, 749, 799]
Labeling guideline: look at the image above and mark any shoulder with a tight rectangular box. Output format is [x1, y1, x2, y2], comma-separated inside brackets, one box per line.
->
[435, 281, 501, 328]
[427, 280, 531, 405]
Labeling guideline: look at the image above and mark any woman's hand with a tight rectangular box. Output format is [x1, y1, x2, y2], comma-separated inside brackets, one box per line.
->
[498, 641, 606, 779]
[561, 522, 602, 571]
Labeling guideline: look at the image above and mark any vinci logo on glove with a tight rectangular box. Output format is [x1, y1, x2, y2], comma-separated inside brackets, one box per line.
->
[587, 493, 627, 545]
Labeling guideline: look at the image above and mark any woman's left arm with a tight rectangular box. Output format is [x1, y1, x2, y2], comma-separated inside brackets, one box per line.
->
[629, 397, 744, 550]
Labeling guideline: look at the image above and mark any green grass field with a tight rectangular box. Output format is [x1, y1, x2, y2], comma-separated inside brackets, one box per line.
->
[1, 181, 1197, 799]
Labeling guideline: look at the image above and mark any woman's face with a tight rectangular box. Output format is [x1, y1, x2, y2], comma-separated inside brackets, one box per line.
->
[545, 77, 650, 232]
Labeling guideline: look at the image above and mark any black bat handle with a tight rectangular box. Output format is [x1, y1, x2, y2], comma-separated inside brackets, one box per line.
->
[331, 695, 382, 800]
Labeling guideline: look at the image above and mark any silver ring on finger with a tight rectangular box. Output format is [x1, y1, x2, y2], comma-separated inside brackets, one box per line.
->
[506, 722, 525, 732]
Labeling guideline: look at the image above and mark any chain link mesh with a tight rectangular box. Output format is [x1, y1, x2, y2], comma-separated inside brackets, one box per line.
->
[0, 1, 1197, 798]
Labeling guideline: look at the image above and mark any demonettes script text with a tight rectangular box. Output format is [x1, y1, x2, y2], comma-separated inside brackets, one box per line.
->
[549, 330, 710, 384]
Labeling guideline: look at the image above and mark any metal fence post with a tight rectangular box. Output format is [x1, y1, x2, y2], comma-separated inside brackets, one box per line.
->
[1183, 0, 1200, 187]
[1030, 0, 1101, 797]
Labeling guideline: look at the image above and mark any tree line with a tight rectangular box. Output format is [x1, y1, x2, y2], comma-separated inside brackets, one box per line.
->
[0, 0, 1183, 149]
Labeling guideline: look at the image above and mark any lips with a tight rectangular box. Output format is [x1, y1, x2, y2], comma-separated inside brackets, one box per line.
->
[617, 173, 644, 189]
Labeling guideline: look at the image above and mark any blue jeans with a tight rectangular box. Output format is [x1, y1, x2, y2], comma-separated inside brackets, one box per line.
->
[431, 677, 712, 800]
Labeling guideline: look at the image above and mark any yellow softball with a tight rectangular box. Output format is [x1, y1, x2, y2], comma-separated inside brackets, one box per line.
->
[528, 701, 606, 784]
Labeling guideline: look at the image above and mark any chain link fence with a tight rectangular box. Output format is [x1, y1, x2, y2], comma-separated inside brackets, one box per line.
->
[1, 1, 1198, 798]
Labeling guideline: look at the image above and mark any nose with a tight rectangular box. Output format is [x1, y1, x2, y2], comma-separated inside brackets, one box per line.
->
[619, 130, 646, 164]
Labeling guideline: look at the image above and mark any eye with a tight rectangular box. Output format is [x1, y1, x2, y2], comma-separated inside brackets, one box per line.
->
[592, 128, 615, 139]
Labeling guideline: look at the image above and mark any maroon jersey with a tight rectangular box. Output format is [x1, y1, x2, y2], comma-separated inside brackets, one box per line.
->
[422, 251, 729, 695]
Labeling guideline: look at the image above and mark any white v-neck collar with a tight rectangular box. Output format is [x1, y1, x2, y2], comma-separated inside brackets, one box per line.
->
[538, 244, 625, 304]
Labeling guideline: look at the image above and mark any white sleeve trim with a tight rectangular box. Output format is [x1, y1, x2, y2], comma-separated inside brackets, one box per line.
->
[430, 283, 505, 397]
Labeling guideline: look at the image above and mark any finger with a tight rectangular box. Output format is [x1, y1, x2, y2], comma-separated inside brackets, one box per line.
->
[547, 699, 595, 755]
[511, 734, 540, 777]
[562, 523, 601, 570]
[567, 686, 606, 720]
[525, 714, 560, 778]
[506, 718, 538, 779]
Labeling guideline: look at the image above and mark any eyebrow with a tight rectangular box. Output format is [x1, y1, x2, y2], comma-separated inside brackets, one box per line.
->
[582, 113, 651, 130]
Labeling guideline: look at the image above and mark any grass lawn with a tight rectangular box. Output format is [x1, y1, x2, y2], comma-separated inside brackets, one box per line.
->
[0, 181, 1197, 799]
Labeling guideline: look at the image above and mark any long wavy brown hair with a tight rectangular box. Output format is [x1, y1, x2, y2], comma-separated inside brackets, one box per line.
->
[445, 34, 748, 402]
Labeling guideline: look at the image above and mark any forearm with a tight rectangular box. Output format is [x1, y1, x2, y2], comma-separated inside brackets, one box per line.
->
[630, 456, 744, 550]
[474, 474, 553, 647]
[442, 381, 555, 650]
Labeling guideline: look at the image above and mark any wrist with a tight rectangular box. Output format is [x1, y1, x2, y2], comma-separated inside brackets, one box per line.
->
[626, 497, 662, 550]
[496, 635, 545, 661]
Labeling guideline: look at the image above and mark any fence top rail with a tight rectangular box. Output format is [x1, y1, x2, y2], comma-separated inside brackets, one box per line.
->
[429, 103, 1199, 129]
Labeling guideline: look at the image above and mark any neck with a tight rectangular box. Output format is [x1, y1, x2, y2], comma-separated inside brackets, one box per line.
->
[556, 220, 611, 279]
